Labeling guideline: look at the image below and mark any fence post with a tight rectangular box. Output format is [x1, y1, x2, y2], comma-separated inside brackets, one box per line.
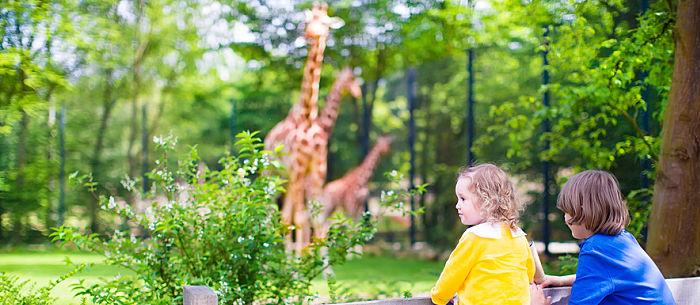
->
[184, 286, 217, 305]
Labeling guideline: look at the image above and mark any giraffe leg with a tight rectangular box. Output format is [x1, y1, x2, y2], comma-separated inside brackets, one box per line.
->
[281, 195, 295, 251]
[294, 204, 311, 253]
[283, 165, 306, 252]
[352, 187, 369, 219]
[306, 143, 328, 238]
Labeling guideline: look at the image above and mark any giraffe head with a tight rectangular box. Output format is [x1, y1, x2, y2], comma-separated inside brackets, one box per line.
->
[375, 135, 393, 155]
[304, 3, 344, 40]
[336, 67, 362, 98]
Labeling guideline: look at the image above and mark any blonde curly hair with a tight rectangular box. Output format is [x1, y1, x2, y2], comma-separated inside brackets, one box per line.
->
[458, 163, 522, 229]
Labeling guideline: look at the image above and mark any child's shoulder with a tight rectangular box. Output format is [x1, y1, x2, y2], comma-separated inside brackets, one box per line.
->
[581, 230, 638, 253]
[463, 222, 526, 240]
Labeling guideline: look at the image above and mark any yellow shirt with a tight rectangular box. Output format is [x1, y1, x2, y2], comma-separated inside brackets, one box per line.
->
[430, 222, 535, 305]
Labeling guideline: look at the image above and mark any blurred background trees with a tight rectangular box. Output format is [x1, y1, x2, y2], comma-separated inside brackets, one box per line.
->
[1, 0, 696, 276]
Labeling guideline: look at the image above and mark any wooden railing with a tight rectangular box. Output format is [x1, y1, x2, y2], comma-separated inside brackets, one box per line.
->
[183, 276, 700, 305]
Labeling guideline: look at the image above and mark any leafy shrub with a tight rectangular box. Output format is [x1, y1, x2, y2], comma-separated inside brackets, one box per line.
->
[53, 131, 421, 305]
[543, 254, 579, 276]
[0, 266, 85, 305]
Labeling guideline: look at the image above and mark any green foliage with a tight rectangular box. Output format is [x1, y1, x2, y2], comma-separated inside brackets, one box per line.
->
[0, 0, 71, 134]
[626, 188, 653, 240]
[52, 131, 422, 304]
[0, 0, 677, 256]
[326, 273, 414, 303]
[478, 0, 675, 242]
[0, 0, 75, 241]
[543, 255, 579, 276]
[0, 265, 86, 305]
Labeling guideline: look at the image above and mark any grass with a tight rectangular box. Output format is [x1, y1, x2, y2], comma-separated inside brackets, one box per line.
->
[315, 254, 444, 300]
[0, 248, 444, 304]
[0, 248, 132, 304]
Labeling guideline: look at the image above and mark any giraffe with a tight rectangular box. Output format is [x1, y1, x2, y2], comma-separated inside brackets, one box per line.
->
[263, 3, 339, 154]
[264, 67, 360, 168]
[317, 136, 393, 235]
[265, 67, 360, 252]
[317, 67, 361, 136]
[302, 68, 361, 238]
[263, 3, 347, 253]
[285, 67, 361, 252]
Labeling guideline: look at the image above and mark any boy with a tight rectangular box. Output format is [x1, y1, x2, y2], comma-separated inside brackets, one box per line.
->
[532, 170, 675, 305]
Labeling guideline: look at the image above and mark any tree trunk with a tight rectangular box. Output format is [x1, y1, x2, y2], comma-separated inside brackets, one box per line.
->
[127, 0, 147, 189]
[45, 92, 56, 231]
[647, 0, 700, 277]
[127, 53, 141, 185]
[419, 85, 433, 236]
[13, 111, 29, 241]
[89, 70, 116, 234]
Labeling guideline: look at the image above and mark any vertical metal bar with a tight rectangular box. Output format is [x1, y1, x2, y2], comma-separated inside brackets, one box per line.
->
[142, 104, 148, 193]
[230, 98, 236, 154]
[361, 83, 370, 213]
[407, 68, 417, 247]
[467, 49, 475, 165]
[58, 104, 66, 226]
[542, 26, 551, 256]
[640, 0, 651, 189]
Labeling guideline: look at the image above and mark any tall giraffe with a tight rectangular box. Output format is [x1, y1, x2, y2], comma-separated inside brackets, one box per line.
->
[264, 3, 338, 153]
[285, 67, 360, 251]
[267, 3, 346, 253]
[317, 136, 393, 234]
[303, 67, 361, 228]
[317, 67, 361, 136]
[264, 68, 359, 166]
[265, 66, 359, 252]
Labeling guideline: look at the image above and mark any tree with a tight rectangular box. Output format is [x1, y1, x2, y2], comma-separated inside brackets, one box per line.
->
[0, 0, 72, 241]
[647, 0, 700, 277]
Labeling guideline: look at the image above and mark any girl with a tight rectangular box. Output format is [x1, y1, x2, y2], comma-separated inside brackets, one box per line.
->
[431, 164, 534, 305]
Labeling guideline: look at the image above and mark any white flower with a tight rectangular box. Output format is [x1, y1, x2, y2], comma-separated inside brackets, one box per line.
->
[153, 135, 165, 146]
[237, 168, 246, 178]
[260, 154, 271, 166]
[264, 181, 277, 195]
[108, 196, 117, 209]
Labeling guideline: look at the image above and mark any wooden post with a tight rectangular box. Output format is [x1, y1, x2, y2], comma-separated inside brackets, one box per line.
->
[184, 286, 217, 305]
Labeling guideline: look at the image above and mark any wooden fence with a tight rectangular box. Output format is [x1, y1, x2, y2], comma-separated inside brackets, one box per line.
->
[183, 276, 700, 305]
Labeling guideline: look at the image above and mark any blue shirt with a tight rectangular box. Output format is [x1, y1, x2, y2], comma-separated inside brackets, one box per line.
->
[570, 230, 676, 305]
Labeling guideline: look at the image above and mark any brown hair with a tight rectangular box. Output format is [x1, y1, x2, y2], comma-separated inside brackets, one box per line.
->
[556, 170, 629, 235]
[458, 163, 522, 229]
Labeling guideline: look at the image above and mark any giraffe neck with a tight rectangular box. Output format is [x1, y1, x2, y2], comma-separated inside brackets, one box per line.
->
[351, 143, 386, 187]
[317, 75, 346, 135]
[292, 36, 326, 124]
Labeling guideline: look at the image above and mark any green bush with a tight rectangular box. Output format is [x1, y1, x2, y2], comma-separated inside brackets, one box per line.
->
[0, 266, 86, 305]
[52, 131, 421, 305]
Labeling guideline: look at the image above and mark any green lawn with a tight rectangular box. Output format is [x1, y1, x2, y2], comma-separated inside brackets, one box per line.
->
[0, 248, 443, 304]
[0, 249, 131, 304]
